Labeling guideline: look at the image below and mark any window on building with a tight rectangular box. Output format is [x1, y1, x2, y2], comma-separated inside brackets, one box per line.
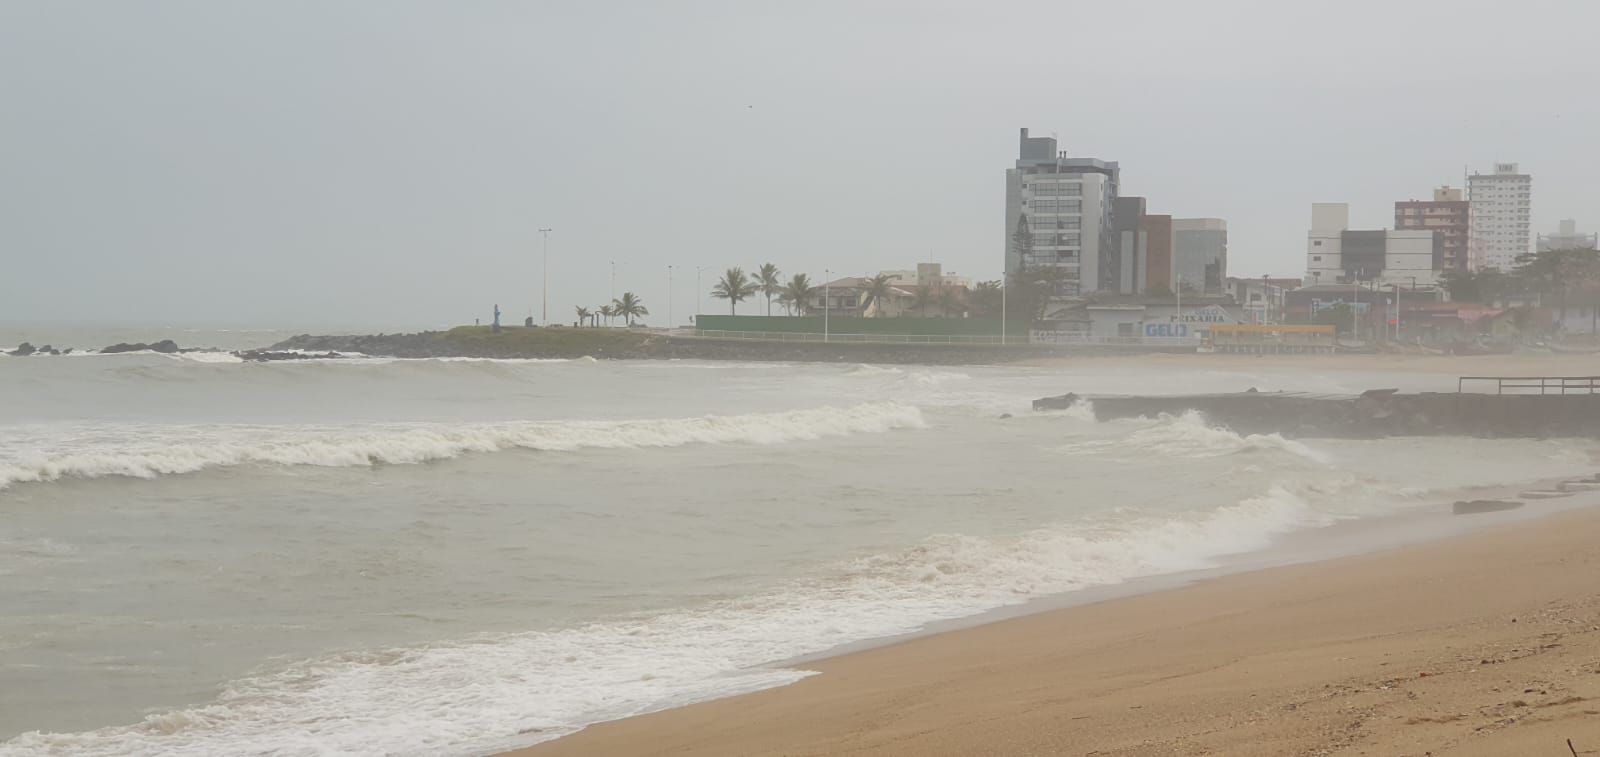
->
[1117, 322, 1136, 337]
[1313, 240, 1322, 246]
[1313, 255, 1322, 261]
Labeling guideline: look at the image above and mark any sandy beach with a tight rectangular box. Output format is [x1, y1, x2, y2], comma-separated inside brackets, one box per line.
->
[511, 505, 1600, 757]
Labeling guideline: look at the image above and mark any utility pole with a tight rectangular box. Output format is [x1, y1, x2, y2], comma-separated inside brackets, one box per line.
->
[538, 228, 552, 324]
[824, 269, 831, 342]
[667, 265, 674, 329]
[610, 260, 616, 302]
[696, 266, 708, 322]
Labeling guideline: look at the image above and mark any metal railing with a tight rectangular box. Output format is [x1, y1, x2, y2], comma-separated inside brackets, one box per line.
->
[1029, 332, 1201, 347]
[691, 330, 1014, 345]
[1458, 376, 1600, 395]
[688, 329, 1203, 347]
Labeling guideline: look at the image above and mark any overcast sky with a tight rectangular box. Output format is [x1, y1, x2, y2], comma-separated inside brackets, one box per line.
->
[3, 0, 1598, 329]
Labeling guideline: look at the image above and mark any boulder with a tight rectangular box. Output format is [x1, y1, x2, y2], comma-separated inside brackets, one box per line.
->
[1032, 393, 1080, 411]
[150, 339, 180, 354]
[39, 344, 59, 355]
[10, 342, 36, 356]
[100, 342, 146, 354]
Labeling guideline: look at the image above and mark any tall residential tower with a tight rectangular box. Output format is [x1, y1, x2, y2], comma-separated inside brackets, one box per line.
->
[1468, 163, 1532, 270]
[1004, 128, 1119, 296]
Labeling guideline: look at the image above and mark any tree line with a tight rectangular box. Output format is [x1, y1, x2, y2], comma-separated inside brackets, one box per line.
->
[1441, 248, 1600, 311]
[574, 292, 648, 328]
[706, 264, 1013, 318]
[567, 261, 1046, 328]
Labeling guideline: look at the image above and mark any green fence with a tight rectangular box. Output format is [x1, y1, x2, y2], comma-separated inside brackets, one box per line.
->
[694, 315, 1023, 337]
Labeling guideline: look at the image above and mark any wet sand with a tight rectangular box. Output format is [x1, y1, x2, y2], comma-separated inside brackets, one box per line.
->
[508, 506, 1600, 757]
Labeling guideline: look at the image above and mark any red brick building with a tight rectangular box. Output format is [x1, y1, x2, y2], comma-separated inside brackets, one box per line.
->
[1395, 186, 1470, 274]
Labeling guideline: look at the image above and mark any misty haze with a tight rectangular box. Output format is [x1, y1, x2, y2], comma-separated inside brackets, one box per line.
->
[4, 3, 1600, 757]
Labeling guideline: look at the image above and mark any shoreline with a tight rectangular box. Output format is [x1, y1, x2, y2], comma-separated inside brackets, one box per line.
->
[505, 491, 1600, 757]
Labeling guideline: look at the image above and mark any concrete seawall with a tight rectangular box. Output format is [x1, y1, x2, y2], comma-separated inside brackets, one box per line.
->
[1034, 389, 1600, 438]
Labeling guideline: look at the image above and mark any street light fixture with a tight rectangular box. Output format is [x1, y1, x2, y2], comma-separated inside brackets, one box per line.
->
[538, 228, 552, 324]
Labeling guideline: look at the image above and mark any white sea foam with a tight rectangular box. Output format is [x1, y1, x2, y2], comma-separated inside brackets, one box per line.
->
[0, 403, 926, 490]
[1058, 410, 1331, 464]
[0, 482, 1344, 757]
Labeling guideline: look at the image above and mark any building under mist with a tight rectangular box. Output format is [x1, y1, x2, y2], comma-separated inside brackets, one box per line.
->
[1396, 187, 1469, 275]
[1537, 219, 1598, 252]
[1305, 203, 1439, 288]
[1004, 128, 1119, 296]
[1468, 163, 1532, 270]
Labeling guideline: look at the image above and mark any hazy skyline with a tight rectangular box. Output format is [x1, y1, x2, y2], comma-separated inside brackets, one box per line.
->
[4, 0, 1599, 329]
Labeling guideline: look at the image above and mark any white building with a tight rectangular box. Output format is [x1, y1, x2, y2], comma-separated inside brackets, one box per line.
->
[1537, 219, 1598, 252]
[1003, 128, 1119, 296]
[1468, 162, 1532, 270]
[1304, 203, 1439, 289]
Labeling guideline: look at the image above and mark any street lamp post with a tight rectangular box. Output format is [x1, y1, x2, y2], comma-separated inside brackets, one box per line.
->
[610, 260, 616, 302]
[538, 228, 552, 324]
[667, 265, 674, 329]
[695, 266, 708, 322]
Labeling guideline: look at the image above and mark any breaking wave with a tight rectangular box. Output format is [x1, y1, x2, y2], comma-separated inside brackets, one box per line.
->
[0, 403, 926, 490]
[1060, 409, 1330, 464]
[0, 482, 1344, 757]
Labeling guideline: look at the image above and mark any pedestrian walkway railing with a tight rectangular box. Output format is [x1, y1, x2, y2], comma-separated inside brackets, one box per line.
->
[690, 330, 1012, 345]
[687, 330, 1201, 347]
[1457, 376, 1600, 395]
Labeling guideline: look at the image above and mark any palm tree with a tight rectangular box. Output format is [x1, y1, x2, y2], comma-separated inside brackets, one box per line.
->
[575, 306, 592, 327]
[860, 274, 895, 317]
[711, 267, 759, 315]
[755, 263, 782, 316]
[599, 304, 616, 327]
[612, 292, 649, 326]
[779, 273, 814, 315]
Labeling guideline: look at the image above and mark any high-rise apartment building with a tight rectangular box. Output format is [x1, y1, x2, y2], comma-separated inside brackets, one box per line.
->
[1468, 163, 1532, 270]
[1395, 186, 1469, 274]
[1004, 128, 1119, 296]
[1171, 218, 1228, 293]
[1537, 219, 1598, 252]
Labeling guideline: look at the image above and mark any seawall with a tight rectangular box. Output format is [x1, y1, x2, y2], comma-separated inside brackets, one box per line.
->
[1034, 389, 1600, 438]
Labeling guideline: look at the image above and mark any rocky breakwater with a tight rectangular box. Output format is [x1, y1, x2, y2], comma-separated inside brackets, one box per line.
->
[1034, 388, 1600, 439]
[271, 328, 1054, 364]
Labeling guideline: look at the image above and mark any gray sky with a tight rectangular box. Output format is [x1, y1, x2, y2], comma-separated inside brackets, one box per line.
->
[3, 0, 1598, 330]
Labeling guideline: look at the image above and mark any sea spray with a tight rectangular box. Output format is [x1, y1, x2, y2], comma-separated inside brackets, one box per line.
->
[0, 479, 1370, 757]
[0, 403, 926, 490]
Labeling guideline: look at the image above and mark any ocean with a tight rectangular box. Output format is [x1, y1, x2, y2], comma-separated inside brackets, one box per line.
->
[1, 348, 1595, 756]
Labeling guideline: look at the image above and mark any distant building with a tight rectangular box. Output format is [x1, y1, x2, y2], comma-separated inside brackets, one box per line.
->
[1468, 163, 1532, 270]
[813, 263, 972, 318]
[1305, 203, 1440, 288]
[1537, 219, 1598, 252]
[1112, 196, 1147, 294]
[1004, 128, 1120, 296]
[1140, 214, 1175, 293]
[1396, 186, 1469, 274]
[1225, 277, 1300, 325]
[1172, 218, 1227, 294]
